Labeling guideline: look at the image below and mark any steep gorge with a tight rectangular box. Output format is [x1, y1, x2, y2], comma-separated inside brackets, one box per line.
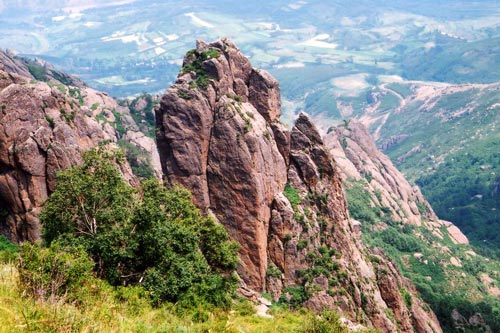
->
[326, 120, 498, 332]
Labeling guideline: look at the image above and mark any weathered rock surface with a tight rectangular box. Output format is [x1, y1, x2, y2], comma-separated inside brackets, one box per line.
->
[157, 38, 288, 289]
[324, 119, 465, 240]
[442, 220, 469, 245]
[157, 39, 442, 332]
[372, 249, 442, 333]
[0, 50, 148, 242]
[452, 309, 492, 333]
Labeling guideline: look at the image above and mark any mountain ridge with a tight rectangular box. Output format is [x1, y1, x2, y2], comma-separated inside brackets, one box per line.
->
[2, 38, 497, 332]
[155, 38, 442, 332]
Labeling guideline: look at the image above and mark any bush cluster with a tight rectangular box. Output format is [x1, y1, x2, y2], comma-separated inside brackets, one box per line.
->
[38, 146, 238, 308]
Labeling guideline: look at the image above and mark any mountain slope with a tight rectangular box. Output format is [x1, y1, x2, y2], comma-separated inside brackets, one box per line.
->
[325, 120, 500, 332]
[304, 77, 500, 256]
[359, 81, 500, 254]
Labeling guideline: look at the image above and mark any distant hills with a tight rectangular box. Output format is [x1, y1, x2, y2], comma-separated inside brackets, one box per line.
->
[0, 0, 499, 96]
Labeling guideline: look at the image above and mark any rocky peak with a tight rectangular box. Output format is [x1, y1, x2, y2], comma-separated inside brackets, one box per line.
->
[0, 50, 160, 243]
[324, 119, 467, 243]
[157, 39, 442, 332]
[325, 119, 435, 226]
[0, 49, 33, 79]
[157, 38, 288, 289]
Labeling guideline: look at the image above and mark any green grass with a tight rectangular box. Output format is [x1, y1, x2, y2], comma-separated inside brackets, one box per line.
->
[0, 261, 363, 333]
[284, 183, 302, 211]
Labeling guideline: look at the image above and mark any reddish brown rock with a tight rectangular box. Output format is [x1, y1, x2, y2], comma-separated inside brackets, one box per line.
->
[0, 50, 139, 243]
[324, 120, 464, 242]
[156, 39, 288, 289]
[157, 39, 442, 332]
[325, 120, 435, 226]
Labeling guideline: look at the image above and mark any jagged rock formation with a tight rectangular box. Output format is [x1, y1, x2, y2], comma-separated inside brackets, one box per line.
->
[0, 50, 159, 242]
[324, 120, 500, 331]
[156, 39, 288, 290]
[0, 49, 86, 88]
[0, 49, 33, 79]
[325, 119, 467, 243]
[156, 39, 442, 332]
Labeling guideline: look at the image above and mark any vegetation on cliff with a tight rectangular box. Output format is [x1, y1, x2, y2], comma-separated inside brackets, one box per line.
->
[416, 137, 500, 258]
[0, 235, 363, 332]
[346, 179, 500, 333]
[40, 145, 239, 308]
[0, 146, 369, 332]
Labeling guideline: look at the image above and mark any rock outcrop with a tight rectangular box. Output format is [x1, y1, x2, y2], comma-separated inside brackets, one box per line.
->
[157, 39, 442, 332]
[0, 50, 159, 242]
[325, 120, 433, 226]
[156, 39, 288, 289]
[324, 119, 467, 240]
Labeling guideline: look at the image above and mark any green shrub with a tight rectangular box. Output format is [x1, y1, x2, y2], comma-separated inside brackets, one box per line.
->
[267, 262, 283, 278]
[280, 286, 309, 309]
[378, 227, 423, 252]
[135, 179, 238, 307]
[297, 240, 308, 250]
[16, 242, 93, 302]
[45, 115, 55, 129]
[301, 309, 349, 333]
[41, 146, 136, 284]
[0, 235, 18, 262]
[111, 108, 126, 137]
[127, 93, 157, 137]
[68, 87, 84, 105]
[118, 139, 155, 179]
[181, 48, 221, 90]
[400, 288, 413, 308]
[41, 146, 238, 308]
[284, 183, 302, 211]
[177, 89, 192, 100]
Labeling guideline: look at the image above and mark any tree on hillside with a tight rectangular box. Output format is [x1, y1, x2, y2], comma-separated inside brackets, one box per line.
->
[41, 146, 239, 307]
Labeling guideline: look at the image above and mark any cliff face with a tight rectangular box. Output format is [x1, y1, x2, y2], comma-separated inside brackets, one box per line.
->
[156, 39, 288, 289]
[324, 120, 499, 333]
[324, 120, 468, 244]
[157, 39, 442, 332]
[0, 50, 159, 243]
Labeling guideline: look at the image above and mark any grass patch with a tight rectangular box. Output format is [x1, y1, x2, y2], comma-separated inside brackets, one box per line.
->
[284, 183, 302, 211]
[0, 259, 358, 333]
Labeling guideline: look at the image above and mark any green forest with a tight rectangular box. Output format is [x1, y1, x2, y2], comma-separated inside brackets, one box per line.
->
[417, 137, 500, 258]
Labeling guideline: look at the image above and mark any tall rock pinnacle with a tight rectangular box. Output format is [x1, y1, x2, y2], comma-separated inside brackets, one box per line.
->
[157, 39, 442, 332]
[156, 38, 288, 288]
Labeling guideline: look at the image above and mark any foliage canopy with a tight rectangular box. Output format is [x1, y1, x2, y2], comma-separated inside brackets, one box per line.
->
[41, 146, 239, 307]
